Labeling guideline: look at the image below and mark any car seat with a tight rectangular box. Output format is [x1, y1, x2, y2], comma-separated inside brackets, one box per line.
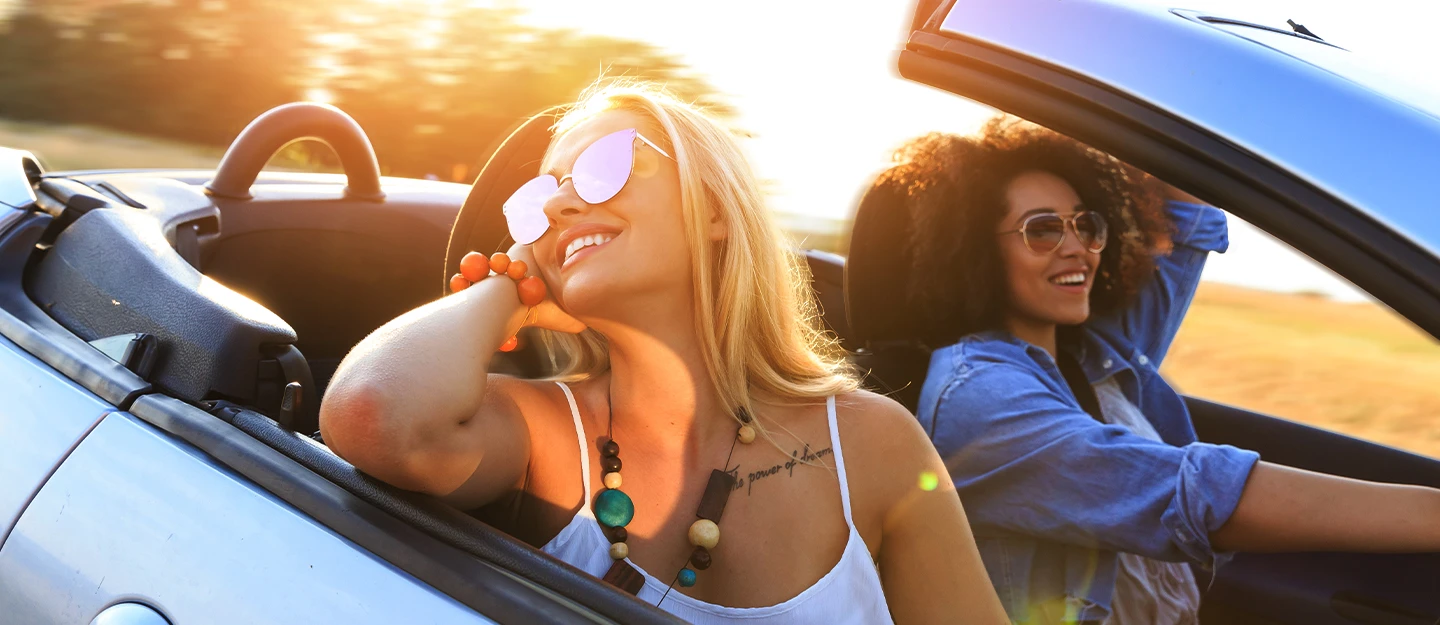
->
[442, 107, 565, 378]
[844, 175, 933, 413]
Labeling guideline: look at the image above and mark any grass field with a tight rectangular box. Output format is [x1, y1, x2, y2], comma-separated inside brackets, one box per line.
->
[0, 118, 328, 172]
[1163, 282, 1440, 459]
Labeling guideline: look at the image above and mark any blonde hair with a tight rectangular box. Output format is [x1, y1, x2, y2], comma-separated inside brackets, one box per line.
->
[535, 80, 857, 429]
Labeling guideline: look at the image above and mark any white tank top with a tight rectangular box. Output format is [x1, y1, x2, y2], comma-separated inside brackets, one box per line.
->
[541, 382, 895, 624]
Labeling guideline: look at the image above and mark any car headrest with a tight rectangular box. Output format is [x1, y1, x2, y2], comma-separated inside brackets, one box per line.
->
[443, 107, 563, 291]
[843, 176, 918, 346]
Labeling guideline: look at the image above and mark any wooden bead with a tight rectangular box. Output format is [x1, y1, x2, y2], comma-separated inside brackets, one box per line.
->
[608, 526, 627, 543]
[737, 425, 756, 445]
[609, 541, 629, 560]
[696, 469, 734, 522]
[594, 489, 634, 527]
[489, 252, 511, 274]
[448, 273, 469, 293]
[498, 336, 518, 352]
[601, 440, 620, 457]
[688, 519, 720, 549]
[459, 252, 490, 282]
[602, 455, 622, 473]
[677, 568, 696, 587]
[690, 546, 712, 570]
[506, 259, 528, 280]
[517, 276, 546, 307]
[603, 472, 623, 490]
[604, 560, 644, 595]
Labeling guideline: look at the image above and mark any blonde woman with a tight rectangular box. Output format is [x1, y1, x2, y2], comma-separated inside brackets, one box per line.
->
[318, 83, 1006, 624]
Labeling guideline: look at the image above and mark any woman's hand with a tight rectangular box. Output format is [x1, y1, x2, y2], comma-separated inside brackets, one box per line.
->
[450, 244, 586, 334]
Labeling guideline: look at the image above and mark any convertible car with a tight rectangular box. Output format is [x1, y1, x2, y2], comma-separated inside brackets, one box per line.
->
[2, 0, 1437, 623]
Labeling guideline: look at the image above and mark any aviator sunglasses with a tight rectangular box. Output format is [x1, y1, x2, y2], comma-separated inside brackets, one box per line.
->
[998, 210, 1109, 254]
[503, 128, 673, 245]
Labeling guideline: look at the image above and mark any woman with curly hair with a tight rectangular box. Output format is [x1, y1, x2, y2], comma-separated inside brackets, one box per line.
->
[881, 118, 1440, 624]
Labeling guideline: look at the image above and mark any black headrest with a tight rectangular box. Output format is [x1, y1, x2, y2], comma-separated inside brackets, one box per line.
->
[442, 107, 563, 291]
[843, 177, 918, 346]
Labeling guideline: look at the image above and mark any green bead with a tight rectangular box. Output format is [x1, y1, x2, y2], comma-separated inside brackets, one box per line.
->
[594, 488, 635, 528]
[677, 568, 697, 587]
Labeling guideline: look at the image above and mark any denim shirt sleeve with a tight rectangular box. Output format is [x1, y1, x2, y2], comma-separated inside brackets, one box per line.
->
[1088, 201, 1228, 368]
[928, 353, 1259, 565]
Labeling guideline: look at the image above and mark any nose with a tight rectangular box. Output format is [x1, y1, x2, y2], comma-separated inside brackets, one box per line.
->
[541, 178, 590, 227]
[1056, 222, 1090, 259]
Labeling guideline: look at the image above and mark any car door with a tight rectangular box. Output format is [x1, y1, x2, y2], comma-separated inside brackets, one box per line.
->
[0, 336, 111, 552]
[898, 1, 1440, 623]
[0, 170, 673, 622]
[0, 405, 495, 625]
[0, 153, 115, 554]
[0, 211, 503, 623]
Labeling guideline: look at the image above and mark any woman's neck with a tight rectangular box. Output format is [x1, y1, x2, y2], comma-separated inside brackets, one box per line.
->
[1005, 315, 1059, 359]
[591, 305, 738, 460]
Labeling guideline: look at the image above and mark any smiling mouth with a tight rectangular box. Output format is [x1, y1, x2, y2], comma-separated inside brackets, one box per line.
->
[1049, 271, 1087, 287]
[563, 232, 616, 265]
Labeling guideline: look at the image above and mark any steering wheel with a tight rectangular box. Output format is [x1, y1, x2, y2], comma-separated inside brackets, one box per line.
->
[442, 107, 563, 293]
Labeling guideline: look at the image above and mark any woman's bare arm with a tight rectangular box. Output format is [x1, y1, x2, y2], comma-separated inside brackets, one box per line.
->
[1212, 461, 1440, 553]
[319, 274, 531, 507]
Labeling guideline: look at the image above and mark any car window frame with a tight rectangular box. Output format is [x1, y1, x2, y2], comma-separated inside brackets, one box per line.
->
[897, 26, 1440, 342]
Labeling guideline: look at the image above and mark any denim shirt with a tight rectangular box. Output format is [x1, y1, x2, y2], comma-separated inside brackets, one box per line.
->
[916, 202, 1261, 623]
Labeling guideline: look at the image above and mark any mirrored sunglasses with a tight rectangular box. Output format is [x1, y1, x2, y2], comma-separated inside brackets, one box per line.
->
[502, 127, 673, 245]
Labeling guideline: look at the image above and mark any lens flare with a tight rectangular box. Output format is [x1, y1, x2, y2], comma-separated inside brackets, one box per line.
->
[918, 471, 939, 491]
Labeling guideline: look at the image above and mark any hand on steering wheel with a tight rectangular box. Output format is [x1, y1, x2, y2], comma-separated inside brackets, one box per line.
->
[450, 244, 587, 335]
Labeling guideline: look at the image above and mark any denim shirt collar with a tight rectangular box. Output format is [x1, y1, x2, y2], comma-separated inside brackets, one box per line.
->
[971, 328, 1137, 397]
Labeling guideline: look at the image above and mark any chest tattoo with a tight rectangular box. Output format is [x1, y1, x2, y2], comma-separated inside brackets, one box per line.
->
[726, 443, 834, 496]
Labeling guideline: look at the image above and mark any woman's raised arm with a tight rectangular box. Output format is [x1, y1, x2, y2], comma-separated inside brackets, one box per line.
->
[319, 245, 583, 509]
[318, 272, 530, 507]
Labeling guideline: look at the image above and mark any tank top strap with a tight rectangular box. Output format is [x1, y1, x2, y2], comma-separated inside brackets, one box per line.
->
[824, 395, 855, 525]
[555, 382, 593, 507]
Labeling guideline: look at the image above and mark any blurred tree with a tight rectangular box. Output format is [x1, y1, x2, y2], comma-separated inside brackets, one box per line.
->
[0, 0, 725, 179]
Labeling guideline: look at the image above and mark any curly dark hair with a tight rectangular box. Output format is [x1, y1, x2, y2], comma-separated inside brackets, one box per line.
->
[876, 116, 1173, 346]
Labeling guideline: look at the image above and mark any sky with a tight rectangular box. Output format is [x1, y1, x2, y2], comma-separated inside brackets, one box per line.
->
[511, 0, 1440, 303]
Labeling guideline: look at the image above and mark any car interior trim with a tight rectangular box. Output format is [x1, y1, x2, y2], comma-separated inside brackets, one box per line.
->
[205, 102, 385, 202]
[1188, 396, 1440, 487]
[0, 214, 152, 408]
[0, 147, 40, 210]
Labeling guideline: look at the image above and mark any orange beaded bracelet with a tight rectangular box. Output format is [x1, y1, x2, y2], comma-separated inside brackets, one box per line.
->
[449, 251, 548, 352]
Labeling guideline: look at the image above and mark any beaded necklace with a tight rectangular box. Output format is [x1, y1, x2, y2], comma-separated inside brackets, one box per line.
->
[595, 390, 757, 605]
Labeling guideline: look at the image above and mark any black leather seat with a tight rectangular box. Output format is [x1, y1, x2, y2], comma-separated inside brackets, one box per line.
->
[844, 176, 933, 413]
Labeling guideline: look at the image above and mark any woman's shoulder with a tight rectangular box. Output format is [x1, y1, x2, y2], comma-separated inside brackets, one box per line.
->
[829, 389, 950, 545]
[928, 332, 1050, 392]
[486, 374, 570, 412]
[830, 389, 936, 483]
[832, 388, 920, 433]
[933, 331, 1035, 369]
[483, 375, 595, 448]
